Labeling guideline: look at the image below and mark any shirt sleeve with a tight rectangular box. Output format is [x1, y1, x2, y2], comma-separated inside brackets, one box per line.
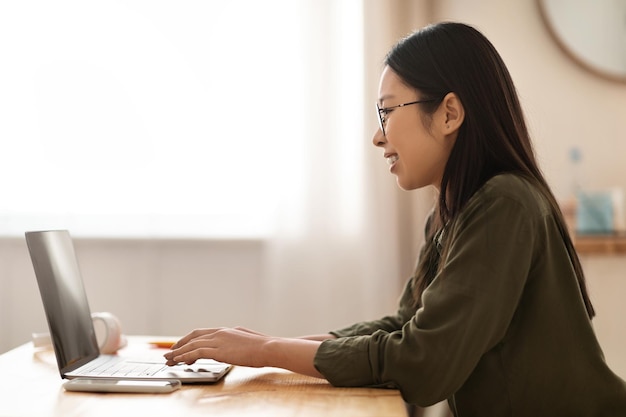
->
[314, 193, 536, 406]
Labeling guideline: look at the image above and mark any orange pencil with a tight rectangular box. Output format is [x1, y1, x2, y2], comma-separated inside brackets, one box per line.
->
[149, 341, 176, 349]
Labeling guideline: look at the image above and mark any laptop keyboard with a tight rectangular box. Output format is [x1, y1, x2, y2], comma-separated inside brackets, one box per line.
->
[79, 356, 168, 377]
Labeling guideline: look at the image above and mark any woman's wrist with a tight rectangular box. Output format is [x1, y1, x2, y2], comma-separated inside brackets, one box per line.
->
[297, 333, 337, 341]
[262, 337, 325, 379]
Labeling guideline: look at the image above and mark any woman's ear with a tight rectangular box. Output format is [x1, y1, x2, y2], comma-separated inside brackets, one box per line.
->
[439, 92, 464, 135]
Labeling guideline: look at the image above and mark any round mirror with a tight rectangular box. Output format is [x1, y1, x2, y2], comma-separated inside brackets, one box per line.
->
[538, 0, 626, 83]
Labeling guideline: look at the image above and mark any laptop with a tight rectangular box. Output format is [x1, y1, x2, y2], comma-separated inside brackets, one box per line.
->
[25, 230, 232, 383]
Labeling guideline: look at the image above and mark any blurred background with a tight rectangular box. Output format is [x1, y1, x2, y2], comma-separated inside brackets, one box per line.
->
[1, 1, 625, 404]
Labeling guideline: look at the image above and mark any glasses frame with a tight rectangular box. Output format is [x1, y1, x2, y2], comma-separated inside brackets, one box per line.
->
[376, 99, 438, 136]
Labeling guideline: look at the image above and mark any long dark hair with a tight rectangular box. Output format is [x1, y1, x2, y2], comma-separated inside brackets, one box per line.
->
[386, 22, 595, 318]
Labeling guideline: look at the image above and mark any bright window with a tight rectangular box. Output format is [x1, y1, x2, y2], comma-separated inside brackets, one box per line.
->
[0, 1, 335, 238]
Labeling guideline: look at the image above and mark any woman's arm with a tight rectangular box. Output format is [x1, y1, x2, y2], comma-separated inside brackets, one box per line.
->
[314, 189, 537, 404]
[163, 327, 326, 379]
[297, 334, 337, 341]
[163, 215, 430, 381]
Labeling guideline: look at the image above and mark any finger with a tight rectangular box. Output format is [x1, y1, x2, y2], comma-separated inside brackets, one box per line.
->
[165, 336, 205, 363]
[172, 347, 215, 365]
[170, 329, 205, 350]
[171, 327, 222, 349]
[164, 356, 180, 366]
[165, 337, 215, 363]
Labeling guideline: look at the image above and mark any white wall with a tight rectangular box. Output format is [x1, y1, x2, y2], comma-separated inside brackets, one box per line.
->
[434, 0, 626, 199]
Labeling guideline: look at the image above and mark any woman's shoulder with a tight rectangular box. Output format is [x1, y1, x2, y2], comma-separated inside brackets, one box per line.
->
[468, 173, 551, 216]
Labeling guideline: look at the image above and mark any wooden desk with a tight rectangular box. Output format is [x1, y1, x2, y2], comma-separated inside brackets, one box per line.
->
[0, 337, 406, 417]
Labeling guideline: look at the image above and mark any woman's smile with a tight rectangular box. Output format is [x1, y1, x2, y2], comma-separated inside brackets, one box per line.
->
[385, 153, 399, 167]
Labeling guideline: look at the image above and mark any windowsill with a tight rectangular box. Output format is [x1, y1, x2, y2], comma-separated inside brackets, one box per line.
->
[574, 233, 626, 255]
[0, 213, 272, 241]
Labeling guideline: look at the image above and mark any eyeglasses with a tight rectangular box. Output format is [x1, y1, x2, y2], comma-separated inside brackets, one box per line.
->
[376, 99, 438, 136]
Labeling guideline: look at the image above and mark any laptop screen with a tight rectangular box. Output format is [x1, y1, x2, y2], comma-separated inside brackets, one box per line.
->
[26, 230, 100, 377]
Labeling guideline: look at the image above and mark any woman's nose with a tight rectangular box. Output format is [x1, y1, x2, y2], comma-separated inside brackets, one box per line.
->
[372, 128, 385, 147]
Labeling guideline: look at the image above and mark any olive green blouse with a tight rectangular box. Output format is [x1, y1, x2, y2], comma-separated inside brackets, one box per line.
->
[314, 174, 626, 416]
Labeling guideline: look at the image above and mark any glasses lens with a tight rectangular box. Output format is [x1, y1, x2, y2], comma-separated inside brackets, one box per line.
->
[376, 103, 385, 135]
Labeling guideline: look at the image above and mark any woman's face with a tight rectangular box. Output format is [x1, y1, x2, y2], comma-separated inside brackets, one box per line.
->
[372, 66, 456, 191]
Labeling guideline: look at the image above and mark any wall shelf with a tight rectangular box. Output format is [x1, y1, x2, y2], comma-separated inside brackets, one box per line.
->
[574, 234, 626, 255]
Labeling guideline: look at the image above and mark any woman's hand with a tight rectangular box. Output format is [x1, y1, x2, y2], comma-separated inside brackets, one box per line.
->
[163, 326, 326, 379]
[164, 327, 271, 367]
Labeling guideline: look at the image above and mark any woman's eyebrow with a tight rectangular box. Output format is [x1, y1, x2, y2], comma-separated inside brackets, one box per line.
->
[378, 94, 395, 104]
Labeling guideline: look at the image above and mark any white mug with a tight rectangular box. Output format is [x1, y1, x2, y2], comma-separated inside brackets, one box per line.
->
[32, 311, 127, 354]
[90, 312, 127, 354]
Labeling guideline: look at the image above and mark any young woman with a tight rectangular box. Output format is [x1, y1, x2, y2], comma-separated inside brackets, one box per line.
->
[165, 22, 626, 415]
